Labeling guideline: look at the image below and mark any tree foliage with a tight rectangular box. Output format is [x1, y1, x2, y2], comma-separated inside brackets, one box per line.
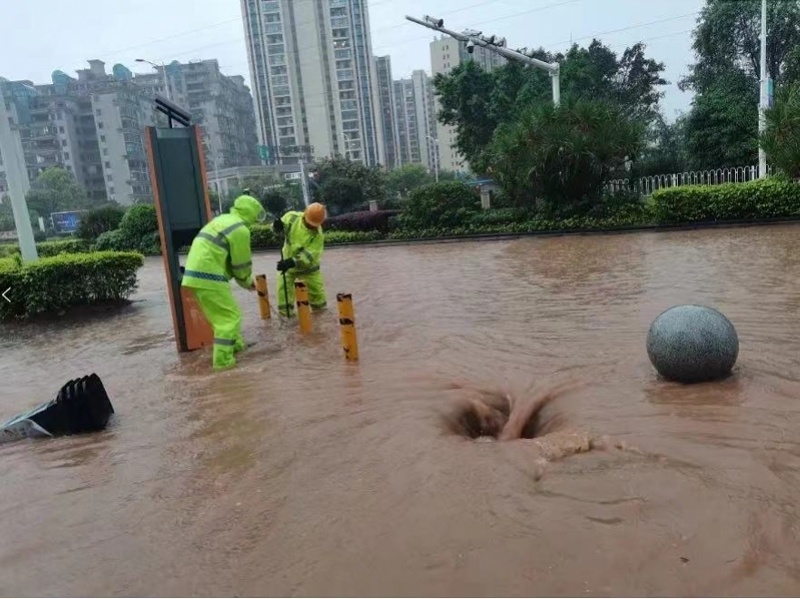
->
[25, 167, 89, 218]
[761, 81, 800, 178]
[488, 100, 644, 214]
[681, 0, 800, 168]
[319, 177, 364, 215]
[310, 155, 386, 206]
[76, 205, 125, 242]
[434, 39, 666, 175]
[386, 164, 435, 198]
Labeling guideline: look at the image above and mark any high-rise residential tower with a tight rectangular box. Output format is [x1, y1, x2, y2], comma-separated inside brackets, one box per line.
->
[241, 0, 384, 166]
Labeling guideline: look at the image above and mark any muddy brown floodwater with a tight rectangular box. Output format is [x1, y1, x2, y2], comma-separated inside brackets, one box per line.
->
[3, 225, 800, 597]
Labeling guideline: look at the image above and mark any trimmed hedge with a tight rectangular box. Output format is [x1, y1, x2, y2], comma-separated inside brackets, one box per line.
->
[325, 210, 400, 233]
[0, 251, 144, 320]
[248, 225, 381, 249]
[650, 178, 800, 223]
[0, 238, 92, 258]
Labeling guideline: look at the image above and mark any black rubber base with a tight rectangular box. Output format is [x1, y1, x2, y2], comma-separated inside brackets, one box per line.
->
[0, 374, 114, 441]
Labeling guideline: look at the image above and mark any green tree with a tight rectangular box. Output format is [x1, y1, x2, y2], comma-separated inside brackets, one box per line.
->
[319, 177, 364, 215]
[681, 0, 800, 167]
[76, 204, 125, 242]
[386, 164, 435, 198]
[632, 114, 690, 177]
[25, 167, 89, 218]
[403, 181, 481, 229]
[761, 81, 800, 178]
[310, 156, 386, 204]
[433, 39, 666, 174]
[488, 99, 644, 214]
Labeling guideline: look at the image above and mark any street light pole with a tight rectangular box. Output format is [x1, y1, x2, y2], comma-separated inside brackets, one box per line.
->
[758, 0, 768, 179]
[136, 58, 171, 101]
[406, 15, 560, 106]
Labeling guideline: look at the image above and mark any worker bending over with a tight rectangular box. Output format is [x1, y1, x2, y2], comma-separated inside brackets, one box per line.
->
[273, 202, 327, 316]
[182, 194, 266, 370]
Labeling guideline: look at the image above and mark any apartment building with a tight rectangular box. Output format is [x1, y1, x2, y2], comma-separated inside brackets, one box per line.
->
[374, 55, 399, 169]
[1, 59, 258, 207]
[430, 36, 506, 173]
[241, 0, 384, 166]
[135, 60, 259, 172]
[392, 70, 437, 172]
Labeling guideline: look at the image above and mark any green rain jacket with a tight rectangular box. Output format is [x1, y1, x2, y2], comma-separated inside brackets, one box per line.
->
[281, 211, 325, 274]
[182, 195, 265, 290]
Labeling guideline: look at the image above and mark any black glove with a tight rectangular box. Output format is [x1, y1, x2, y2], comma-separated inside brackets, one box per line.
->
[272, 218, 284, 234]
[276, 258, 295, 273]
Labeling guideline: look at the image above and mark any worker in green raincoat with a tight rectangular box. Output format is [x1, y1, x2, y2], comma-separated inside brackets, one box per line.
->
[273, 202, 327, 317]
[182, 194, 267, 370]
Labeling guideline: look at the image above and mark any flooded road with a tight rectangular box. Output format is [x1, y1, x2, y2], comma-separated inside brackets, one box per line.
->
[2, 225, 800, 596]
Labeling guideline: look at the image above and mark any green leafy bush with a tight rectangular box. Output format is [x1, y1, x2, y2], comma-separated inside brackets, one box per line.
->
[650, 179, 800, 223]
[0, 238, 92, 259]
[248, 225, 381, 249]
[325, 210, 400, 233]
[324, 231, 382, 244]
[0, 251, 145, 320]
[91, 204, 161, 255]
[403, 181, 481, 229]
[488, 100, 644, 214]
[250, 224, 279, 249]
[761, 81, 800, 179]
[468, 207, 533, 227]
[76, 205, 126, 241]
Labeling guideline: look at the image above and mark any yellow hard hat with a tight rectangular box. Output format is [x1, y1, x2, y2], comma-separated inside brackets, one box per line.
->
[304, 202, 327, 228]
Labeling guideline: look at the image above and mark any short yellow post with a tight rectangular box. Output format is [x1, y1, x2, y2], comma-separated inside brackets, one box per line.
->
[337, 292, 359, 362]
[255, 274, 271, 320]
[294, 281, 312, 333]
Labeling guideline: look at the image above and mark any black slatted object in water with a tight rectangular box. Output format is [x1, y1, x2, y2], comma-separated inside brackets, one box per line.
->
[0, 374, 114, 443]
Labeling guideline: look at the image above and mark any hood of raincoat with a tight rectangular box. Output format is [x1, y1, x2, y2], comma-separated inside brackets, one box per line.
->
[231, 195, 266, 226]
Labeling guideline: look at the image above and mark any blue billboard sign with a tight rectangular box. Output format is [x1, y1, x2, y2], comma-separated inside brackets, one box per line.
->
[50, 211, 85, 234]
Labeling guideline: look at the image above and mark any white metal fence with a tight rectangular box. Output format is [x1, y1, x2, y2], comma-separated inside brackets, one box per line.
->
[605, 165, 775, 196]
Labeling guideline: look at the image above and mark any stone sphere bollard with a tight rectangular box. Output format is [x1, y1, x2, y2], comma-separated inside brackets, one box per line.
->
[646, 305, 739, 383]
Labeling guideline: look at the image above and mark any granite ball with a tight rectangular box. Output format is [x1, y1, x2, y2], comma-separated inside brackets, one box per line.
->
[647, 305, 739, 383]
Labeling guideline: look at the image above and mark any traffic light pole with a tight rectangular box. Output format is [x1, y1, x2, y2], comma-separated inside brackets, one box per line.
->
[405, 15, 560, 106]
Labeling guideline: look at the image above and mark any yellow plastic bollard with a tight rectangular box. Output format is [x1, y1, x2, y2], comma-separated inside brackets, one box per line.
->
[337, 292, 359, 362]
[294, 281, 312, 333]
[255, 274, 271, 320]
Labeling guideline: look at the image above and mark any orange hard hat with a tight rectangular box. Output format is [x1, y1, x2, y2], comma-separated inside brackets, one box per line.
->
[304, 202, 327, 228]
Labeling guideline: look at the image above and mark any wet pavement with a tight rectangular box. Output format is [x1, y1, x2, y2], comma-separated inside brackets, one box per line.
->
[2, 225, 800, 596]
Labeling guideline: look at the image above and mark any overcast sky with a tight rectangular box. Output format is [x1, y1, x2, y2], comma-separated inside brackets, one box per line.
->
[1, 0, 704, 120]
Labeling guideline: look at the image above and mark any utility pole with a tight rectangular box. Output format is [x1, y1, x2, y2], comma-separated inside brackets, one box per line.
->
[406, 15, 560, 106]
[0, 83, 38, 262]
[758, 0, 769, 179]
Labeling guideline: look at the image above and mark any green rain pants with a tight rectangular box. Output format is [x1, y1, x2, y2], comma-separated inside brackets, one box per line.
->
[276, 269, 327, 317]
[193, 287, 246, 370]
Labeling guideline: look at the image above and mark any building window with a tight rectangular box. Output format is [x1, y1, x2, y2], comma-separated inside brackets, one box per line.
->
[59, 126, 65, 133]
[64, 152, 70, 160]
[107, 175, 113, 182]
[97, 122, 104, 129]
[100, 135, 106, 142]
[61, 140, 68, 147]
[109, 187, 115, 195]
[103, 148, 109, 156]
[105, 161, 111, 169]
[96, 108, 102, 115]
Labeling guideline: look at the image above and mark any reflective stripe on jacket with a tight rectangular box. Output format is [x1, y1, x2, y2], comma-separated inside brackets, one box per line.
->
[183, 214, 254, 290]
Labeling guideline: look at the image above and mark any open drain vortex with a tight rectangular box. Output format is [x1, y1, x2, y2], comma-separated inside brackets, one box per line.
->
[443, 381, 608, 464]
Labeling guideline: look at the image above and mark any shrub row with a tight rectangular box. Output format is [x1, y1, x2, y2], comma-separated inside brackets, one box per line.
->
[325, 210, 400, 233]
[650, 178, 800, 223]
[0, 251, 144, 321]
[0, 238, 92, 258]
